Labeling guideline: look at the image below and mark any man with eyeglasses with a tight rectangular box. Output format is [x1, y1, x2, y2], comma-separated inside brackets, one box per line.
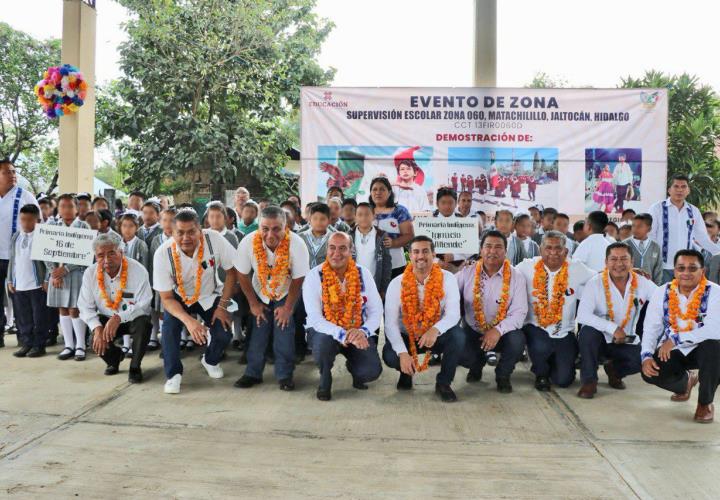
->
[648, 174, 720, 284]
[576, 243, 657, 398]
[641, 249, 720, 423]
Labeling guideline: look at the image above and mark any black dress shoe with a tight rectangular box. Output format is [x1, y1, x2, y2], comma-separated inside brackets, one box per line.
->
[278, 378, 295, 391]
[128, 368, 143, 384]
[535, 376, 551, 392]
[466, 369, 483, 383]
[352, 379, 369, 390]
[435, 383, 458, 403]
[104, 364, 119, 376]
[316, 388, 332, 401]
[27, 347, 46, 358]
[146, 340, 160, 352]
[13, 345, 32, 358]
[231, 339, 242, 350]
[0, 336, 5, 348]
[496, 377, 513, 394]
[57, 348, 75, 360]
[234, 375, 262, 388]
[46, 336, 58, 347]
[397, 373, 413, 390]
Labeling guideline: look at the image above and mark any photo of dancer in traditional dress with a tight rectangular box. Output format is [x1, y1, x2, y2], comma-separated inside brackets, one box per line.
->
[447, 147, 559, 214]
[584, 148, 642, 214]
[316, 145, 435, 212]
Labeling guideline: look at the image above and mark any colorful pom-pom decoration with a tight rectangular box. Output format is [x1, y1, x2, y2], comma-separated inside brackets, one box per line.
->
[34, 64, 89, 119]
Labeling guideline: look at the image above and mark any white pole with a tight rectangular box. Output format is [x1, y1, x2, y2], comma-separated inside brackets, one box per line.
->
[474, 0, 497, 87]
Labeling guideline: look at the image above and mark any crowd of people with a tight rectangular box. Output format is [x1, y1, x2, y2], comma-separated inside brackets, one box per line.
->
[1, 158, 719, 423]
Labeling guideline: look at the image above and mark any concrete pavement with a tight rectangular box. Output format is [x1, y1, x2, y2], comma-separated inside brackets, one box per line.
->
[0, 334, 718, 499]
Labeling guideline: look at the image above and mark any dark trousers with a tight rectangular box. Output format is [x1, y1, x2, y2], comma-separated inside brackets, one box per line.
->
[244, 296, 295, 381]
[523, 324, 578, 387]
[294, 296, 308, 354]
[12, 288, 49, 349]
[382, 324, 464, 385]
[48, 306, 59, 338]
[99, 315, 151, 371]
[641, 340, 720, 405]
[615, 184, 629, 211]
[161, 298, 232, 379]
[578, 326, 641, 384]
[307, 328, 382, 391]
[0, 259, 8, 336]
[459, 325, 526, 380]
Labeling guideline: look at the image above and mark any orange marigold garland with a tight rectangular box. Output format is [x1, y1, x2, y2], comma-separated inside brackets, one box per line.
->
[667, 276, 708, 333]
[602, 269, 637, 330]
[98, 257, 128, 311]
[473, 259, 512, 331]
[532, 259, 569, 328]
[171, 237, 204, 306]
[401, 262, 445, 372]
[253, 229, 291, 301]
[321, 258, 363, 330]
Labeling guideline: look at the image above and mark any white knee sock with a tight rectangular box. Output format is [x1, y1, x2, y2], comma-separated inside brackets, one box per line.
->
[60, 315, 75, 349]
[71, 317, 86, 351]
[123, 334, 131, 349]
[150, 312, 160, 341]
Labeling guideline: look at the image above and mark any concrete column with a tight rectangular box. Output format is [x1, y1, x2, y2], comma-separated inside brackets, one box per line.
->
[58, 0, 96, 194]
[473, 0, 497, 87]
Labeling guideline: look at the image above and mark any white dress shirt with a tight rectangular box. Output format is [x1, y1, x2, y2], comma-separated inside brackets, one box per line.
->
[0, 186, 39, 260]
[577, 272, 657, 344]
[641, 281, 720, 359]
[302, 263, 382, 343]
[235, 230, 310, 304]
[573, 233, 611, 272]
[516, 257, 596, 338]
[649, 198, 720, 269]
[153, 229, 240, 311]
[78, 258, 153, 332]
[384, 268, 461, 354]
[13, 230, 39, 291]
[354, 227, 377, 276]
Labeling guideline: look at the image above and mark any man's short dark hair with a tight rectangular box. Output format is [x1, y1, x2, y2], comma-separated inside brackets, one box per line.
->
[409, 235, 435, 253]
[622, 209, 636, 217]
[129, 191, 145, 199]
[19, 204, 40, 216]
[175, 209, 199, 224]
[57, 193, 76, 204]
[436, 187, 457, 203]
[670, 173, 690, 186]
[587, 210, 609, 233]
[674, 249, 704, 268]
[309, 203, 330, 218]
[542, 207, 558, 217]
[481, 230, 508, 250]
[605, 242, 632, 259]
[573, 220, 585, 232]
[634, 213, 653, 226]
[555, 213, 569, 221]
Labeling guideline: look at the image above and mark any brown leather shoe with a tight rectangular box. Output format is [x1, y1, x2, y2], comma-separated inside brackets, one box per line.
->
[603, 361, 626, 390]
[694, 403, 714, 423]
[577, 381, 597, 399]
[671, 371, 699, 402]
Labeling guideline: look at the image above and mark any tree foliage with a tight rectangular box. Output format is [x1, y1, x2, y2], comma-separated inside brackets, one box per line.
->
[621, 71, 720, 209]
[99, 0, 334, 200]
[0, 22, 60, 183]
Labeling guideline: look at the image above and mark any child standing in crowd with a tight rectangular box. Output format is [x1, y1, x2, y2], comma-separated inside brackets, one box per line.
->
[8, 204, 49, 358]
[280, 201, 301, 232]
[75, 193, 92, 222]
[625, 213, 663, 285]
[225, 208, 245, 243]
[147, 207, 176, 351]
[341, 198, 357, 230]
[514, 213, 540, 258]
[298, 203, 335, 269]
[494, 210, 525, 266]
[119, 213, 150, 356]
[238, 201, 259, 235]
[46, 194, 90, 361]
[206, 202, 240, 252]
[327, 197, 351, 233]
[84, 211, 101, 231]
[139, 201, 162, 244]
[350, 202, 392, 298]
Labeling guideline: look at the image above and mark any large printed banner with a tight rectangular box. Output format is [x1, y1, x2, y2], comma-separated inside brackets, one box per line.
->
[300, 87, 668, 221]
